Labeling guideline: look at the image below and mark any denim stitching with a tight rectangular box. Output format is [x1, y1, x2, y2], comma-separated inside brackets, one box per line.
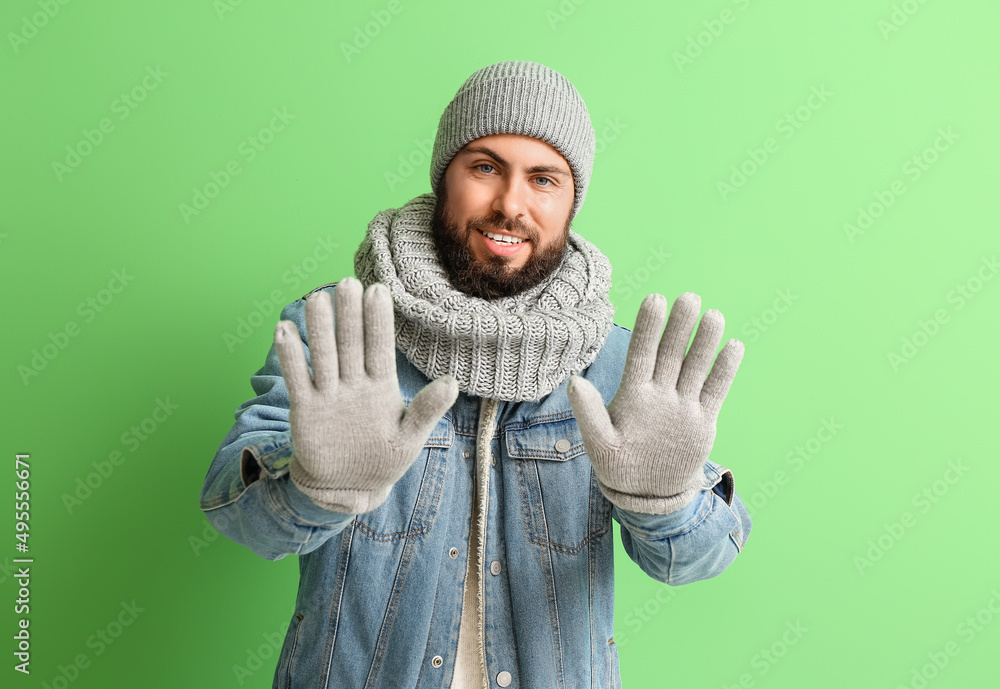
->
[319, 523, 354, 689]
[366, 532, 419, 687]
[351, 446, 449, 541]
[282, 612, 303, 688]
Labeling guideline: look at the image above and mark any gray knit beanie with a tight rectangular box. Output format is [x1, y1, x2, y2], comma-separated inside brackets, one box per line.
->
[430, 60, 596, 219]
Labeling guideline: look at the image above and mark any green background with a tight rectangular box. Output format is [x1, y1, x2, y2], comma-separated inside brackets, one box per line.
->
[3, 1, 998, 687]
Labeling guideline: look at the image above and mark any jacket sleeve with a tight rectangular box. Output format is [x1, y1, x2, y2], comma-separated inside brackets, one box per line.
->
[612, 460, 751, 585]
[199, 288, 355, 561]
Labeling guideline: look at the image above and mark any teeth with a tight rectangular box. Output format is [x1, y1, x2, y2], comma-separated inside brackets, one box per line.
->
[481, 230, 523, 245]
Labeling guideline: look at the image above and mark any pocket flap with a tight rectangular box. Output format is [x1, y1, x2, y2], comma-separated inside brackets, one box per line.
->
[505, 416, 585, 461]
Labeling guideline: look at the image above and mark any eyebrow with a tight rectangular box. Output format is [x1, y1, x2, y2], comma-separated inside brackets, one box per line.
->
[461, 145, 571, 178]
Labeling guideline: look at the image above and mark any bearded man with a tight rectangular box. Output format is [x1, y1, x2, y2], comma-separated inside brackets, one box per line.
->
[201, 60, 752, 689]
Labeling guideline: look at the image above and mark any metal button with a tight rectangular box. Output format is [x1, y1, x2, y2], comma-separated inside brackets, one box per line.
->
[449, 547, 459, 559]
[431, 655, 444, 668]
[554, 438, 572, 453]
[497, 670, 512, 686]
[490, 560, 501, 576]
[463, 450, 470, 459]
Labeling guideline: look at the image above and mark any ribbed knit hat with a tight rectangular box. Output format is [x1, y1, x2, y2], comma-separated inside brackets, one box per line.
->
[430, 60, 596, 219]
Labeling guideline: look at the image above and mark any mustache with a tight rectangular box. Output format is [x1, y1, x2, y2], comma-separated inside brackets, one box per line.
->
[465, 213, 539, 242]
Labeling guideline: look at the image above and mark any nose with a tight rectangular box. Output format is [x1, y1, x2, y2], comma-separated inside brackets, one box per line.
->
[491, 177, 527, 222]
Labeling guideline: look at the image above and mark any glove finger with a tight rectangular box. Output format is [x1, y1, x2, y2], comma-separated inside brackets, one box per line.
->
[274, 321, 312, 405]
[334, 277, 364, 382]
[398, 375, 459, 445]
[677, 309, 725, 398]
[363, 283, 397, 380]
[304, 290, 338, 391]
[652, 292, 701, 388]
[700, 339, 745, 417]
[567, 375, 618, 450]
[621, 294, 667, 390]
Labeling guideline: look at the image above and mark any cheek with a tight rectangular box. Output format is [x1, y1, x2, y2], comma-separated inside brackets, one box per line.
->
[448, 195, 485, 229]
[534, 190, 572, 219]
[534, 201, 572, 239]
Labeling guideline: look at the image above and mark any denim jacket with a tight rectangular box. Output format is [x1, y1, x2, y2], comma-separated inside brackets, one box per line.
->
[200, 283, 752, 689]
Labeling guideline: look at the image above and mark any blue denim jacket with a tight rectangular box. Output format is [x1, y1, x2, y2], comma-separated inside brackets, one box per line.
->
[200, 284, 752, 689]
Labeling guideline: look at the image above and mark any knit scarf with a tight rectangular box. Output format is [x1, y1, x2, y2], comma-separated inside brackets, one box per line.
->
[353, 193, 615, 402]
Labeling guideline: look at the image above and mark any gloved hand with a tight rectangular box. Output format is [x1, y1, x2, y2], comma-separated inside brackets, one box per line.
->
[274, 277, 459, 514]
[567, 292, 744, 515]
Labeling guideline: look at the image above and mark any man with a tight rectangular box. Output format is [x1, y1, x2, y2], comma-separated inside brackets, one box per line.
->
[201, 60, 751, 689]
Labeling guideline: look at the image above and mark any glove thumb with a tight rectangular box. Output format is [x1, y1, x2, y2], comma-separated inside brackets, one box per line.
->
[399, 375, 459, 444]
[567, 375, 617, 449]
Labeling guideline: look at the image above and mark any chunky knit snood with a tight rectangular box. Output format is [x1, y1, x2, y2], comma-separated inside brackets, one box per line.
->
[353, 193, 615, 402]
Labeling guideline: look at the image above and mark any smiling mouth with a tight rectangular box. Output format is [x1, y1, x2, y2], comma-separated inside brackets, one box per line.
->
[477, 228, 526, 245]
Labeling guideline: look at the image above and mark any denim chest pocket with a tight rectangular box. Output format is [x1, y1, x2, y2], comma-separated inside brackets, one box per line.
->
[352, 418, 453, 542]
[506, 416, 611, 553]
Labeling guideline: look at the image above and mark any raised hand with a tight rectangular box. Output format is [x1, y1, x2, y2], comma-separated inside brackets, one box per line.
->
[567, 292, 744, 515]
[274, 277, 459, 514]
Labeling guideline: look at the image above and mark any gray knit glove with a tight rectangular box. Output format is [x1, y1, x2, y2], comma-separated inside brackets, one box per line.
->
[567, 292, 745, 515]
[274, 277, 459, 514]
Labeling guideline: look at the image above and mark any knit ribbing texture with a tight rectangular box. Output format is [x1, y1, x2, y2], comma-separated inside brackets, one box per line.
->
[353, 194, 615, 402]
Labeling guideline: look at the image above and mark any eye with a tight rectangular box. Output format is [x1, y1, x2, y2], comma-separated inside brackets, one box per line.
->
[476, 163, 496, 174]
[535, 176, 553, 187]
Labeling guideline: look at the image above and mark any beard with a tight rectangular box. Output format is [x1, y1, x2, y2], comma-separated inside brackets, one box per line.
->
[430, 186, 571, 300]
